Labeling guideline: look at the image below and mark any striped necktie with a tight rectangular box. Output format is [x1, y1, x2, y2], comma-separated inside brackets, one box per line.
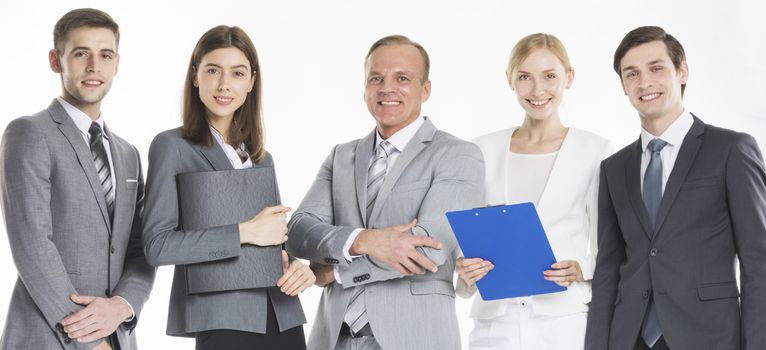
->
[88, 122, 115, 222]
[344, 140, 395, 334]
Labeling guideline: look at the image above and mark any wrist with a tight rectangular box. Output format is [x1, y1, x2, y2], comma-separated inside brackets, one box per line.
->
[350, 229, 370, 255]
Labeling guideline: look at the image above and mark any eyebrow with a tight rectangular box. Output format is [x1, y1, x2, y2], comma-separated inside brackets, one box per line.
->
[516, 69, 558, 74]
[203, 63, 249, 69]
[622, 58, 667, 74]
[70, 46, 116, 54]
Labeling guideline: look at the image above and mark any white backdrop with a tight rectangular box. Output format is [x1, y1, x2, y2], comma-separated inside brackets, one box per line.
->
[1, 0, 764, 348]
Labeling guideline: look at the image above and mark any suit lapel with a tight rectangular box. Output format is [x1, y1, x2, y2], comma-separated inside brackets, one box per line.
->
[354, 130, 376, 227]
[49, 100, 112, 232]
[107, 127, 127, 234]
[368, 118, 436, 223]
[654, 117, 704, 237]
[625, 139, 653, 239]
[198, 139, 234, 171]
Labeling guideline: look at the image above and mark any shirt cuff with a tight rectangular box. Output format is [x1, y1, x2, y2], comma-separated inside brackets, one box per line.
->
[114, 296, 135, 323]
[343, 228, 365, 262]
[334, 266, 342, 285]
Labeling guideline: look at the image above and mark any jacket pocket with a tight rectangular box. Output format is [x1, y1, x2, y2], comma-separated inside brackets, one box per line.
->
[410, 279, 455, 297]
[697, 281, 739, 301]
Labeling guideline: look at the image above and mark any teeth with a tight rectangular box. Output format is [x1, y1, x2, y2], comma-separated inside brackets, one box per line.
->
[529, 99, 549, 106]
[83, 80, 101, 85]
[640, 93, 660, 101]
[215, 97, 233, 102]
[380, 101, 400, 106]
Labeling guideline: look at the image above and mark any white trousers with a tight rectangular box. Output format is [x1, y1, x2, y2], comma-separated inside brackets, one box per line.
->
[468, 301, 587, 350]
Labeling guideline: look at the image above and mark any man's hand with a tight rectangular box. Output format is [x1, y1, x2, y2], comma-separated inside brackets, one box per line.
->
[61, 295, 132, 343]
[277, 251, 316, 296]
[309, 262, 336, 287]
[543, 260, 584, 287]
[91, 340, 112, 350]
[350, 219, 442, 276]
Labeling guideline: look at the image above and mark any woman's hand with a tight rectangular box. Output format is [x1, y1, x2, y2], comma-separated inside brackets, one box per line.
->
[456, 257, 494, 286]
[543, 260, 583, 287]
[277, 251, 316, 296]
[239, 205, 291, 246]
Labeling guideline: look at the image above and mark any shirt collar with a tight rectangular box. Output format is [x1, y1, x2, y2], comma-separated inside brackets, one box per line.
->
[56, 97, 108, 140]
[375, 116, 425, 152]
[641, 109, 693, 152]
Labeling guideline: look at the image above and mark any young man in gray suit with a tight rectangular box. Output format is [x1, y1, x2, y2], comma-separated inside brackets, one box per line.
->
[585, 26, 766, 350]
[0, 8, 155, 350]
[287, 35, 485, 349]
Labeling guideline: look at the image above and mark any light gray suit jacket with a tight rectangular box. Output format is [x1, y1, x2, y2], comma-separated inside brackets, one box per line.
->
[0, 100, 156, 350]
[287, 118, 485, 350]
[142, 128, 306, 337]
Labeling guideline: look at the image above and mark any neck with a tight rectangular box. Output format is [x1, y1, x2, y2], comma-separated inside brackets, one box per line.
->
[515, 114, 566, 142]
[640, 105, 684, 136]
[208, 115, 233, 143]
[61, 94, 101, 121]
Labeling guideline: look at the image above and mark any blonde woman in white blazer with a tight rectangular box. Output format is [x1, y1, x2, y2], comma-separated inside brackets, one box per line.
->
[456, 33, 612, 350]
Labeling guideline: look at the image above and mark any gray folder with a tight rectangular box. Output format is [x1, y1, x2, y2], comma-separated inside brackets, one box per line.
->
[177, 164, 283, 295]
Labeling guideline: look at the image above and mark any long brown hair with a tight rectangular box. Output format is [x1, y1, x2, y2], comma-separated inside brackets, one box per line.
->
[181, 25, 265, 162]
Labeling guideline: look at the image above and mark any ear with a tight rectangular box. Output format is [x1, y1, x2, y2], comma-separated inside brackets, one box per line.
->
[678, 61, 689, 84]
[565, 69, 575, 89]
[49, 49, 62, 73]
[248, 70, 257, 93]
[506, 70, 515, 91]
[421, 79, 431, 102]
[114, 53, 120, 76]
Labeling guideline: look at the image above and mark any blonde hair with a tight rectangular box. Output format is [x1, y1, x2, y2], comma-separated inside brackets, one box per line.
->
[506, 33, 573, 77]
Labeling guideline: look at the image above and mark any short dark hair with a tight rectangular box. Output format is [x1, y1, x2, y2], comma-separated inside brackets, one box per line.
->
[365, 35, 430, 83]
[613, 26, 686, 94]
[53, 8, 119, 53]
[181, 25, 266, 163]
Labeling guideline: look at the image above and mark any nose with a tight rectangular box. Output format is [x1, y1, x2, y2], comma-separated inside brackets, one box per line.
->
[217, 74, 231, 92]
[531, 78, 545, 96]
[637, 72, 652, 90]
[379, 77, 396, 93]
[86, 55, 99, 73]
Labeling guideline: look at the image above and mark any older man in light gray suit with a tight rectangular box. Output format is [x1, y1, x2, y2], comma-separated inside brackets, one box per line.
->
[287, 35, 485, 350]
[0, 8, 155, 350]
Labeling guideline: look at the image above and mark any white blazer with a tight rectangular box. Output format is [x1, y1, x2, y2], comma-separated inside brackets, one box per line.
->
[457, 127, 612, 318]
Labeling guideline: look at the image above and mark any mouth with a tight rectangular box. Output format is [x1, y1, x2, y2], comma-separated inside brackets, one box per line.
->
[526, 98, 551, 108]
[378, 101, 401, 106]
[214, 96, 234, 105]
[639, 92, 662, 102]
[81, 80, 104, 88]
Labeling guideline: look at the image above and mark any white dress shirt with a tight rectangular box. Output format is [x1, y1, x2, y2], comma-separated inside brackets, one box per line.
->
[56, 97, 134, 321]
[335, 116, 426, 283]
[506, 151, 558, 205]
[209, 126, 253, 169]
[640, 110, 694, 193]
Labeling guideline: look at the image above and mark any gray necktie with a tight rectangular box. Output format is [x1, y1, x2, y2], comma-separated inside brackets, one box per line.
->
[89, 122, 114, 222]
[641, 138, 668, 347]
[344, 140, 394, 334]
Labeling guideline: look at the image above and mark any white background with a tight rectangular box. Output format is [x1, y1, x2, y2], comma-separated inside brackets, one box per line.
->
[1, 0, 764, 348]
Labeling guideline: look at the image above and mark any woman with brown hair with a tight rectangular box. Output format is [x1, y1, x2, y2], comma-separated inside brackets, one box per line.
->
[142, 25, 313, 349]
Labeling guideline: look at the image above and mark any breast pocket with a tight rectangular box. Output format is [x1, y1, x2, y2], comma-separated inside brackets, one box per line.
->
[386, 180, 431, 221]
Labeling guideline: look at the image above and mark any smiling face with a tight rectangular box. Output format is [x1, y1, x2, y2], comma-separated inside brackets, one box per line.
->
[194, 47, 255, 123]
[49, 27, 119, 119]
[364, 44, 431, 139]
[619, 40, 687, 127]
[509, 48, 573, 122]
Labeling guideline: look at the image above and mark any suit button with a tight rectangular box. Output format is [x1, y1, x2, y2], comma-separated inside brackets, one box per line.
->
[643, 290, 650, 299]
[64, 336, 72, 344]
[110, 246, 116, 254]
[56, 322, 64, 332]
[105, 289, 111, 297]
[649, 248, 658, 257]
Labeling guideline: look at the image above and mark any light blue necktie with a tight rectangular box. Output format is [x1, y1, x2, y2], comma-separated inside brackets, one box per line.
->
[641, 138, 668, 347]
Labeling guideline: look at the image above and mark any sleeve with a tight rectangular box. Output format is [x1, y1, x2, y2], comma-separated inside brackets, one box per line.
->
[725, 134, 766, 349]
[142, 132, 242, 267]
[584, 161, 625, 350]
[0, 118, 100, 349]
[337, 141, 486, 287]
[578, 140, 614, 281]
[286, 146, 359, 265]
[113, 145, 156, 332]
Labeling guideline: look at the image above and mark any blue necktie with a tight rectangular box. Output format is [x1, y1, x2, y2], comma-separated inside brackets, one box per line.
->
[641, 138, 668, 347]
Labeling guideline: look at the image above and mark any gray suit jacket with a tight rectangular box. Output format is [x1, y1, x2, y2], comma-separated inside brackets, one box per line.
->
[142, 128, 305, 337]
[287, 118, 485, 350]
[0, 100, 156, 350]
[585, 116, 766, 349]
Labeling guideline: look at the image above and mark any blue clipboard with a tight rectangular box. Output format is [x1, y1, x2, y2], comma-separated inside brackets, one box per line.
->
[446, 203, 566, 300]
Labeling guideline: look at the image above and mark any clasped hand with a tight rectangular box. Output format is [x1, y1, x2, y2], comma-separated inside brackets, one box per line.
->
[351, 219, 442, 276]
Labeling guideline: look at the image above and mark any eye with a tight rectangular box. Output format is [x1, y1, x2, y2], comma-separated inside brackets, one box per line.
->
[234, 70, 246, 77]
[518, 74, 530, 81]
[206, 68, 219, 75]
[624, 70, 638, 79]
[101, 53, 114, 60]
[651, 66, 664, 73]
[73, 51, 88, 58]
[368, 76, 383, 84]
[397, 75, 410, 82]
[545, 73, 557, 80]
